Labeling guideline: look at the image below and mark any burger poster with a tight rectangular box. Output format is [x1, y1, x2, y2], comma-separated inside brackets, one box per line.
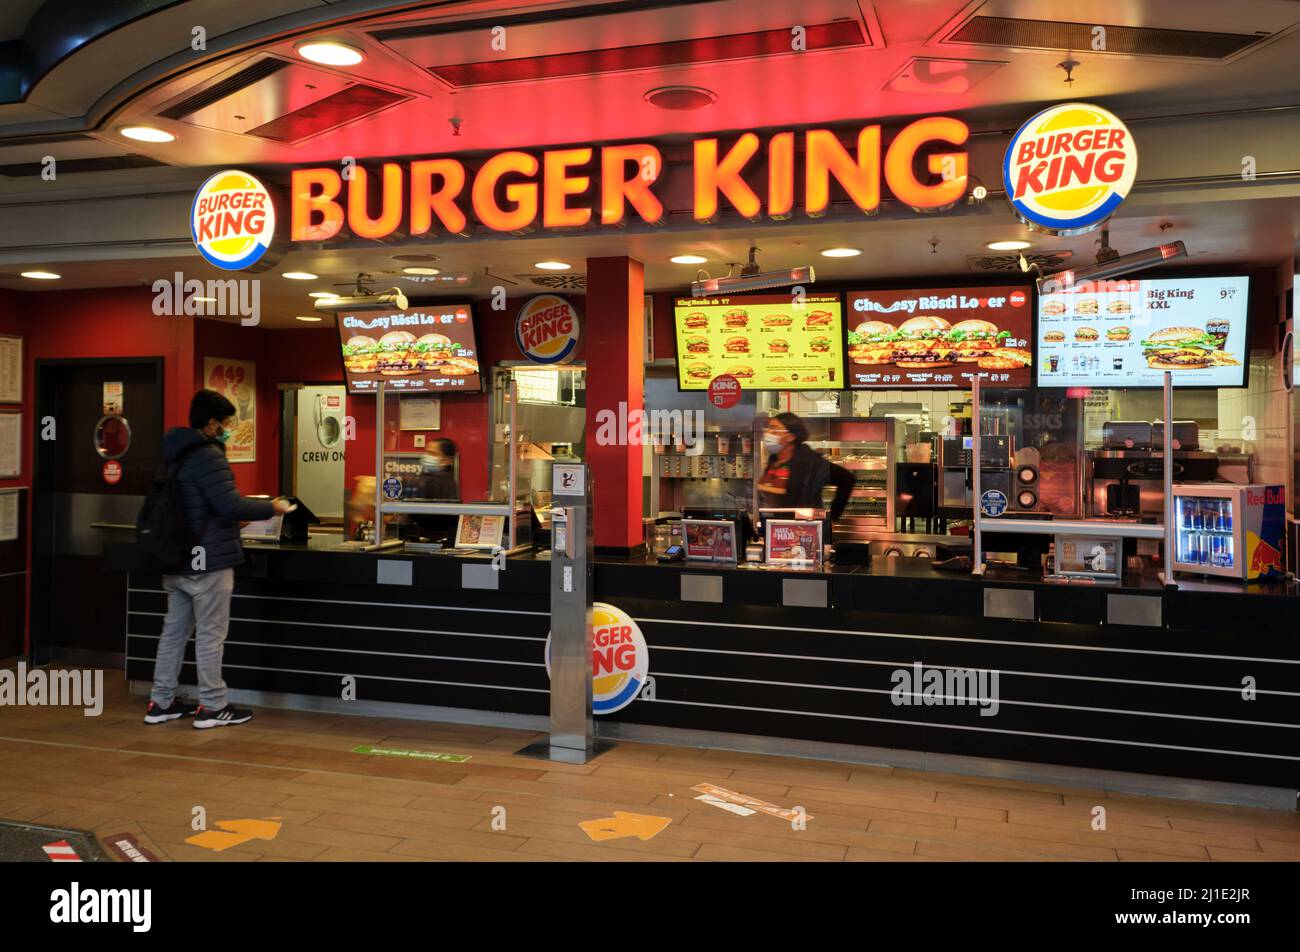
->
[204, 357, 256, 462]
[673, 294, 844, 391]
[845, 286, 1033, 388]
[1037, 276, 1248, 387]
[337, 305, 481, 394]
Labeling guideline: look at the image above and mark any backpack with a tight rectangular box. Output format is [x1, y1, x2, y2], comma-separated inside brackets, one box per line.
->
[135, 441, 210, 573]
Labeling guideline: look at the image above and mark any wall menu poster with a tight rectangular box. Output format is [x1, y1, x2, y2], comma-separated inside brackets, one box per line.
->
[0, 335, 20, 404]
[337, 305, 481, 394]
[845, 286, 1033, 388]
[204, 358, 256, 462]
[682, 519, 737, 562]
[1037, 275, 1250, 387]
[674, 294, 844, 391]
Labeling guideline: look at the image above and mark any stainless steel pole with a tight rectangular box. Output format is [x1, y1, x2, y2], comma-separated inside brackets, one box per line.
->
[971, 376, 984, 576]
[1160, 371, 1178, 589]
[373, 380, 384, 547]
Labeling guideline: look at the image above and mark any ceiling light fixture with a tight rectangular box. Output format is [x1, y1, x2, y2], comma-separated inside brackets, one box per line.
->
[670, 254, 708, 265]
[308, 291, 339, 299]
[534, 261, 571, 271]
[644, 86, 717, 111]
[20, 270, 60, 280]
[119, 126, 175, 143]
[987, 240, 1033, 252]
[820, 247, 862, 258]
[402, 267, 440, 275]
[691, 246, 814, 296]
[295, 315, 324, 322]
[283, 272, 318, 280]
[297, 41, 364, 67]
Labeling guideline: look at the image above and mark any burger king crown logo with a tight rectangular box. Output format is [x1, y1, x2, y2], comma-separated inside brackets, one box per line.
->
[1003, 103, 1136, 236]
[544, 603, 648, 714]
[516, 294, 580, 364]
[190, 169, 277, 271]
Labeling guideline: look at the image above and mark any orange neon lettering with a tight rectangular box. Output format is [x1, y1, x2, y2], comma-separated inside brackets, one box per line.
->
[347, 163, 404, 240]
[410, 159, 467, 235]
[472, 151, 539, 232]
[883, 116, 969, 210]
[290, 167, 344, 242]
[600, 144, 663, 225]
[542, 148, 593, 229]
[694, 134, 761, 221]
[805, 126, 881, 216]
[767, 132, 794, 219]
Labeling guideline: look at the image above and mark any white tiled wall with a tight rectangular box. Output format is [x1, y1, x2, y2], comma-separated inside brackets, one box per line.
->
[1216, 351, 1290, 488]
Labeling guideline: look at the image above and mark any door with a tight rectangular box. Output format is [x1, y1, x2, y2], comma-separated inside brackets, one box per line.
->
[32, 359, 163, 666]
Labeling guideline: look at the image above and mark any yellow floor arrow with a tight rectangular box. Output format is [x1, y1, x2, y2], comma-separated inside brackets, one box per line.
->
[579, 812, 671, 842]
[185, 818, 283, 852]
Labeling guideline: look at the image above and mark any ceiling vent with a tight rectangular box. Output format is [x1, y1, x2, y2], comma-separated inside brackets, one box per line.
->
[967, 250, 1074, 272]
[945, 17, 1268, 60]
[0, 154, 166, 177]
[519, 273, 587, 290]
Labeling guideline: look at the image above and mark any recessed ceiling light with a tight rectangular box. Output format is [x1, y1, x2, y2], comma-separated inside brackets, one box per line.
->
[987, 240, 1033, 251]
[820, 247, 862, 258]
[644, 86, 717, 111]
[119, 126, 175, 143]
[402, 267, 440, 275]
[192, 296, 216, 302]
[296, 41, 364, 67]
[670, 254, 708, 265]
[392, 253, 439, 263]
[20, 270, 60, 280]
[534, 261, 571, 271]
[295, 315, 324, 323]
[308, 291, 339, 299]
[283, 272, 318, 280]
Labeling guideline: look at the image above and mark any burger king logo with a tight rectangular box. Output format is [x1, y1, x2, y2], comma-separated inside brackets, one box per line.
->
[516, 294, 580, 364]
[544, 602, 649, 714]
[1003, 103, 1136, 236]
[190, 169, 277, 271]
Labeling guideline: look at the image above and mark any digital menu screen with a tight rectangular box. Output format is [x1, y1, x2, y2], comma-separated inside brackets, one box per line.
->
[673, 294, 844, 391]
[337, 304, 482, 394]
[845, 286, 1033, 388]
[1037, 276, 1249, 387]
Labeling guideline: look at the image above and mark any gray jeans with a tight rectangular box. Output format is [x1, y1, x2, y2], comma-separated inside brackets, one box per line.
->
[150, 568, 235, 711]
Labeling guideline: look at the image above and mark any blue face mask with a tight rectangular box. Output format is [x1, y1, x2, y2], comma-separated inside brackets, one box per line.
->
[216, 430, 232, 444]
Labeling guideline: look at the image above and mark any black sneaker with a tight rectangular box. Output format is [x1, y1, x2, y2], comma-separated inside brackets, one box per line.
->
[143, 698, 199, 724]
[192, 705, 254, 729]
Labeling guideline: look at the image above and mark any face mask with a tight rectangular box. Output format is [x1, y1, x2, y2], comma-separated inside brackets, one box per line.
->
[763, 433, 784, 453]
[216, 430, 231, 445]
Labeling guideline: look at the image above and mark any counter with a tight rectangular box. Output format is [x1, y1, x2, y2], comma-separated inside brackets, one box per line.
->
[111, 539, 1300, 789]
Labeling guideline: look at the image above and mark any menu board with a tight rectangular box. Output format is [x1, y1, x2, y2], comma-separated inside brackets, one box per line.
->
[1037, 276, 1249, 387]
[673, 294, 844, 391]
[337, 304, 481, 394]
[845, 286, 1033, 388]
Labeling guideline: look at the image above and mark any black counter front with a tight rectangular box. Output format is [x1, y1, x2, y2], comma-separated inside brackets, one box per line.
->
[115, 540, 1300, 789]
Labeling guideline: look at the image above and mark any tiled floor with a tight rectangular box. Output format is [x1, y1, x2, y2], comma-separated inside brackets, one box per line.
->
[2, 675, 1298, 862]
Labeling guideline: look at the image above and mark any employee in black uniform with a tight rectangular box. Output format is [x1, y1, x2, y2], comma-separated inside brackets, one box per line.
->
[757, 412, 854, 519]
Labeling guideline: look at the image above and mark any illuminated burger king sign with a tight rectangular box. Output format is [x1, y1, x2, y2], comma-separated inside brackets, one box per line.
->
[544, 603, 649, 714]
[190, 169, 278, 270]
[1003, 103, 1137, 236]
[516, 294, 581, 364]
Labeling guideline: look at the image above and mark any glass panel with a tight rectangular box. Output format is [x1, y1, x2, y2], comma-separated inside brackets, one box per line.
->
[93, 415, 131, 459]
[490, 366, 586, 511]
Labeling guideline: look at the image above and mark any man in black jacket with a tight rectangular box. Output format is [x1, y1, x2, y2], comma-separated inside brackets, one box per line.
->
[144, 389, 290, 729]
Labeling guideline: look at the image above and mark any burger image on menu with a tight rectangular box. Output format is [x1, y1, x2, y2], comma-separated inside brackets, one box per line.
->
[767, 338, 789, 353]
[1106, 326, 1131, 342]
[804, 309, 833, 329]
[727, 365, 755, 379]
[684, 312, 709, 329]
[724, 336, 749, 353]
[947, 319, 1010, 362]
[808, 336, 832, 353]
[846, 320, 897, 364]
[977, 348, 1032, 371]
[342, 336, 380, 374]
[763, 313, 792, 327]
[1074, 326, 1099, 342]
[1042, 299, 1067, 316]
[413, 333, 456, 369]
[723, 309, 749, 328]
[892, 316, 956, 369]
[1043, 330, 1066, 343]
[1075, 299, 1099, 315]
[687, 362, 712, 380]
[1141, 326, 1239, 370]
[1108, 300, 1133, 314]
[685, 336, 710, 354]
[376, 331, 421, 375]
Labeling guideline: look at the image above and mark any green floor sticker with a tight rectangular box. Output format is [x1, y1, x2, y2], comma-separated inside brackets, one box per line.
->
[352, 745, 471, 763]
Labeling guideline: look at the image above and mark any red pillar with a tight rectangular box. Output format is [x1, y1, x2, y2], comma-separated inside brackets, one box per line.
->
[584, 255, 645, 553]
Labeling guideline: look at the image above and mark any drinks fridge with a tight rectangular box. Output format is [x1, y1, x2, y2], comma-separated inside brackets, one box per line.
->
[1171, 484, 1286, 580]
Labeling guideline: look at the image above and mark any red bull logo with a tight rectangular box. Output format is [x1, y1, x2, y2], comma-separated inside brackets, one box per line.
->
[1247, 536, 1283, 578]
[1003, 103, 1136, 236]
[191, 170, 276, 270]
[516, 294, 580, 364]
[545, 603, 648, 714]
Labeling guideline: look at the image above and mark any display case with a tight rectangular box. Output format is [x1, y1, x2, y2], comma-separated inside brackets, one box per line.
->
[1172, 484, 1286, 580]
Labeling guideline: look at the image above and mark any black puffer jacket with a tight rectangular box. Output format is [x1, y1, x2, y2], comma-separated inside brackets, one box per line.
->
[162, 427, 276, 574]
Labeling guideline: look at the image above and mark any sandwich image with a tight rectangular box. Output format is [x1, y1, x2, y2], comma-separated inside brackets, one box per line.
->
[342, 335, 380, 374]
[767, 338, 789, 353]
[683, 312, 708, 329]
[1074, 326, 1099, 342]
[847, 320, 898, 364]
[1043, 330, 1066, 343]
[1041, 299, 1067, 316]
[686, 362, 712, 380]
[1075, 299, 1099, 315]
[1108, 300, 1133, 314]
[853, 320, 896, 340]
[763, 313, 792, 327]
[947, 319, 1010, 362]
[804, 309, 834, 328]
[413, 333, 457, 369]
[848, 345, 895, 365]
[976, 348, 1032, 370]
[376, 330, 421, 375]
[724, 336, 750, 353]
[808, 336, 831, 353]
[723, 309, 749, 328]
[892, 339, 956, 370]
[439, 357, 479, 377]
[685, 336, 710, 354]
[897, 315, 951, 339]
[727, 365, 755, 378]
[1106, 326, 1131, 342]
[1141, 326, 1230, 370]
